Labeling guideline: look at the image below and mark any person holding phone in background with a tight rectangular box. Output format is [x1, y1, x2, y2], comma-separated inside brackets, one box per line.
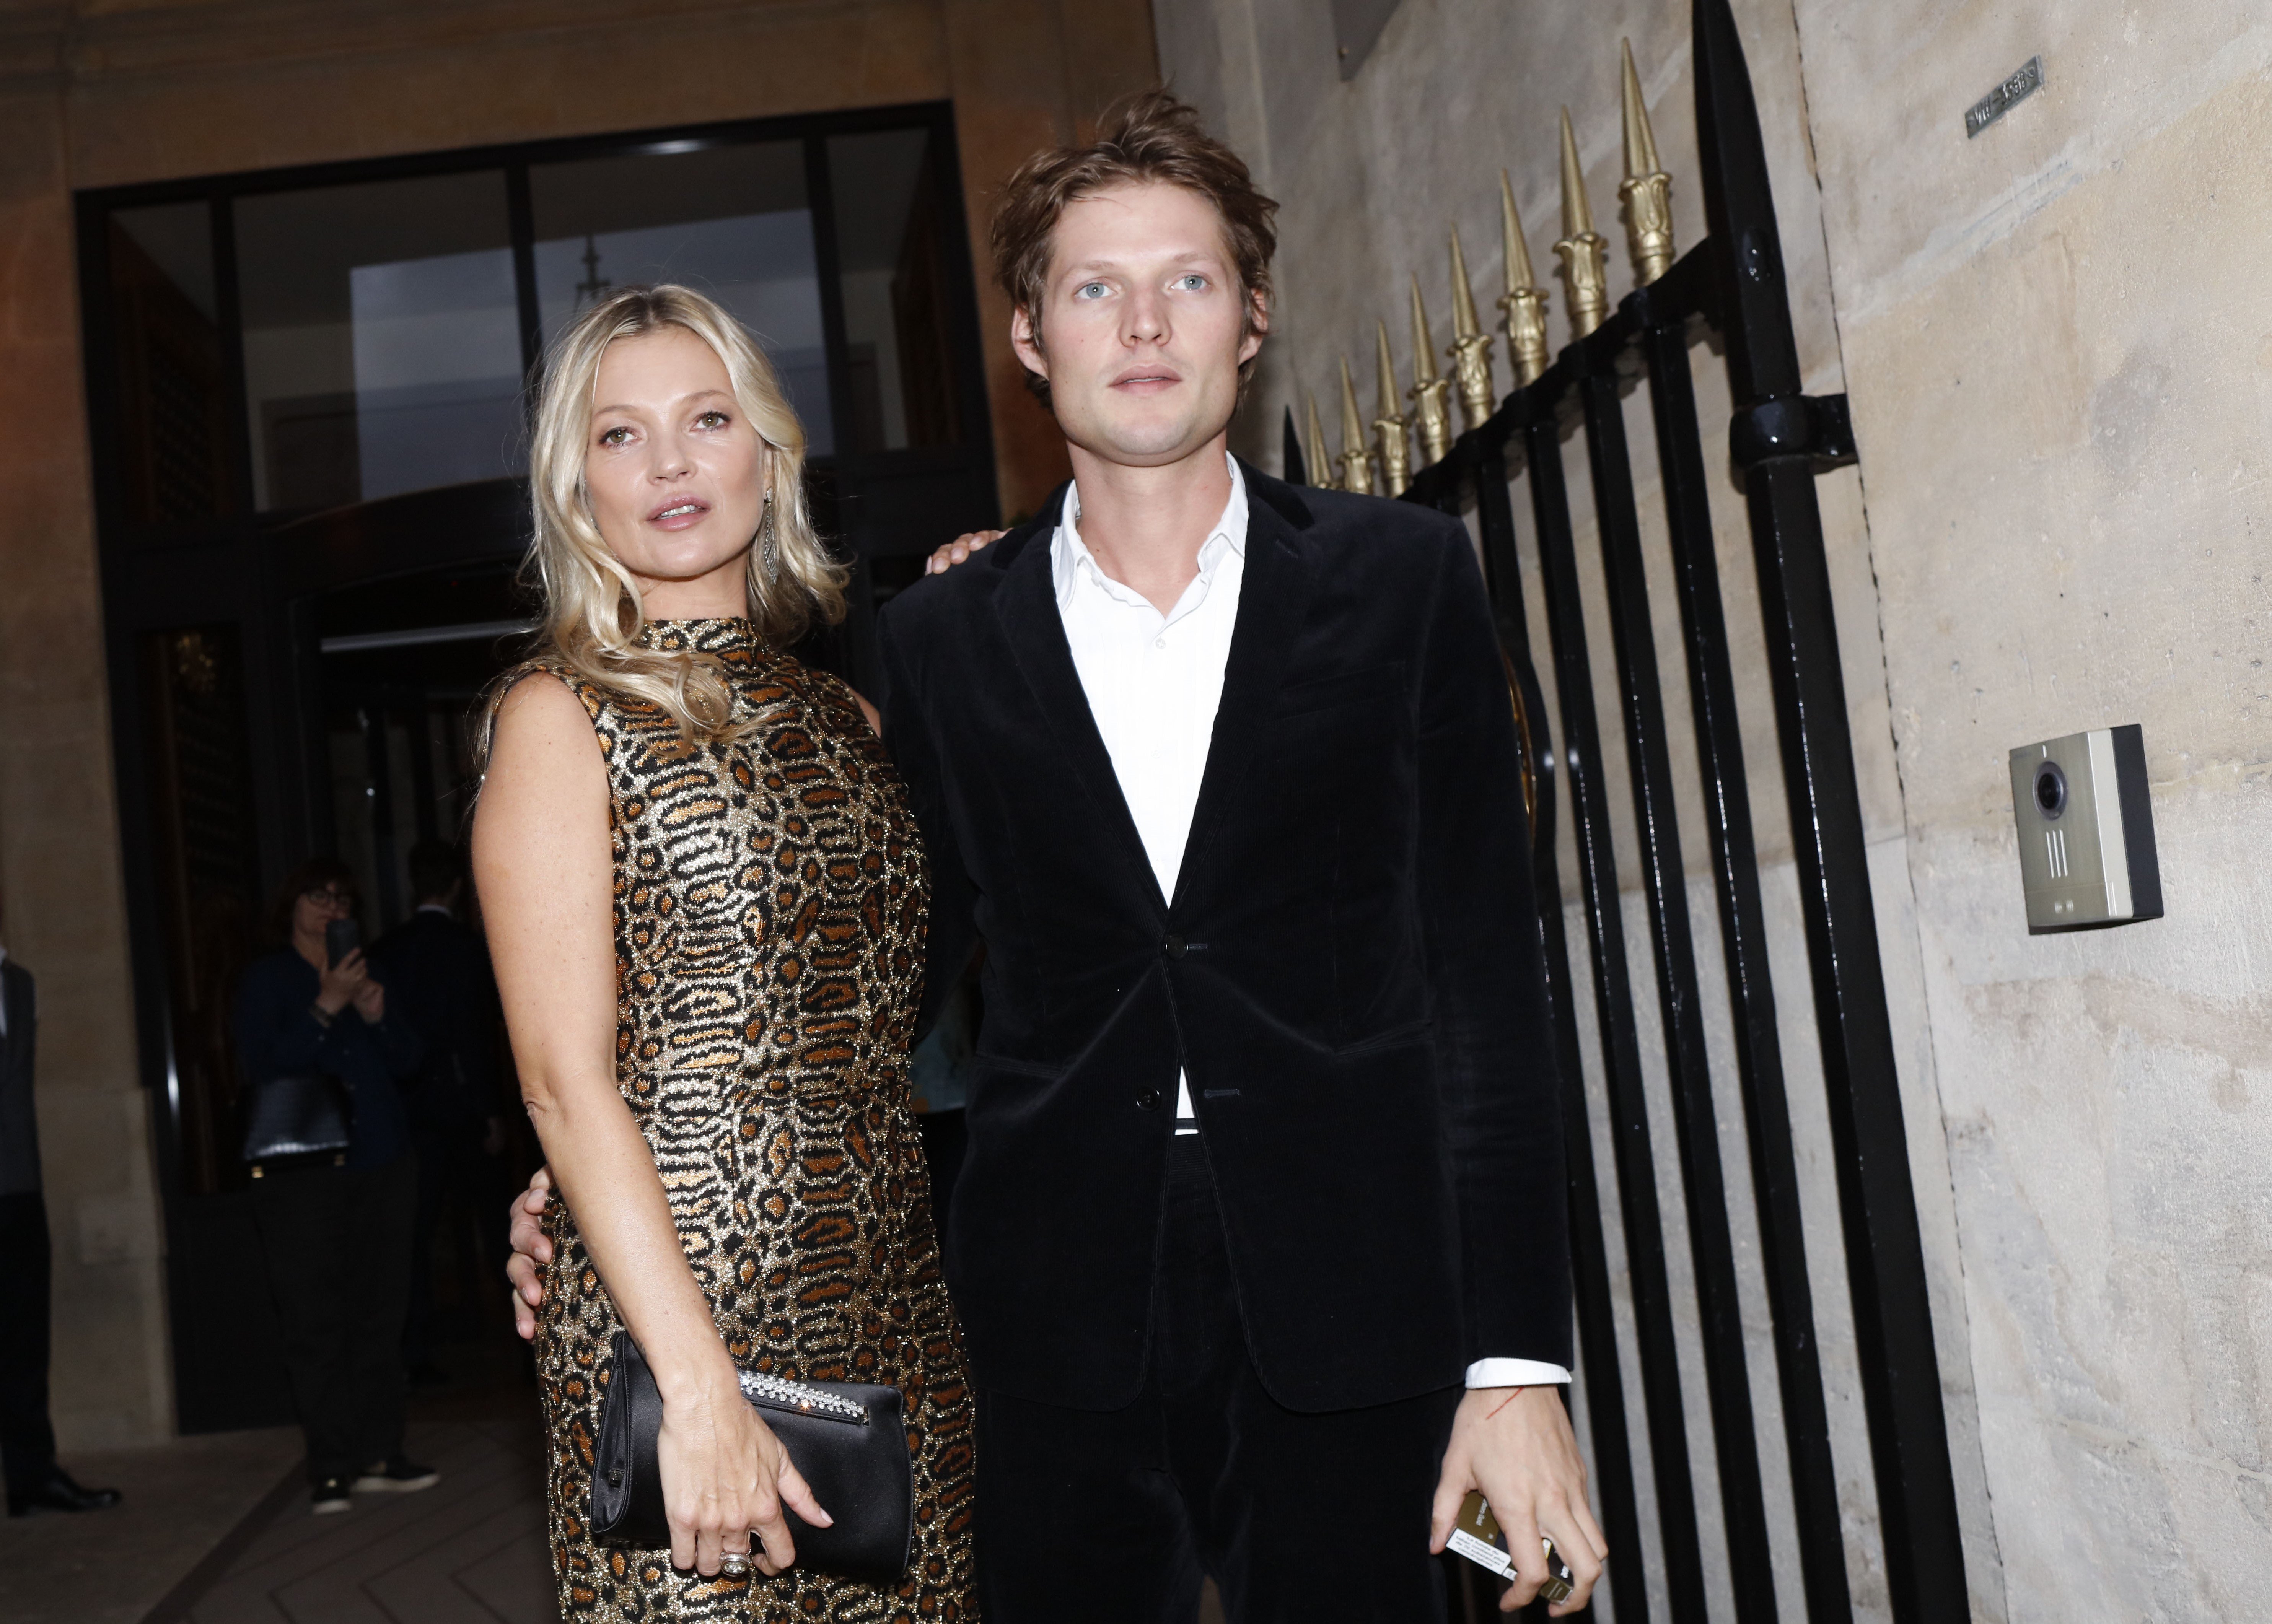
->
[234, 857, 435, 1515]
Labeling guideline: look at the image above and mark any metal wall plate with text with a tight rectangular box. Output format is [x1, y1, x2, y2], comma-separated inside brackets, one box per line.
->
[1967, 56, 2043, 137]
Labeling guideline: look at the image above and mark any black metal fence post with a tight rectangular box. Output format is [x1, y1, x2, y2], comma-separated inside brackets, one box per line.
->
[1471, 443, 1650, 1622]
[1637, 288, 1854, 1623]
[1524, 414, 1710, 1624]
[1572, 351, 1777, 1623]
[1692, 3, 1969, 1619]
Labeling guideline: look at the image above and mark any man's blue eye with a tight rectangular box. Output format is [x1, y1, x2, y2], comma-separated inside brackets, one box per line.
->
[1076, 283, 1107, 299]
[1176, 275, 1207, 290]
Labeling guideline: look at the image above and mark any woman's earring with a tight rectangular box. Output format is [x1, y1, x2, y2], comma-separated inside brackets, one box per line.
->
[757, 492, 778, 580]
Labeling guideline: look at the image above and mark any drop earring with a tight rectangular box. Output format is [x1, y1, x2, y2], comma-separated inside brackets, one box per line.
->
[757, 491, 778, 579]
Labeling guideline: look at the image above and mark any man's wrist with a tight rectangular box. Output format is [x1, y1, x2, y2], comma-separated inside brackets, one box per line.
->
[1464, 1357, 1573, 1389]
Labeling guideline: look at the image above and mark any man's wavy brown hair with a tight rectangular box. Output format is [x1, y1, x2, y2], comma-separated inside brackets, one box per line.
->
[990, 88, 1279, 404]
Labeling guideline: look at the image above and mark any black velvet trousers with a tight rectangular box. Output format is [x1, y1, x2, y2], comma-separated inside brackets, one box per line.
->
[0, 1191, 57, 1494]
[250, 1156, 417, 1483]
[976, 1137, 1463, 1624]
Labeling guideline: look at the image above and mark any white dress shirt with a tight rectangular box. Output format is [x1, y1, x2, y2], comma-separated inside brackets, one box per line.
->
[1050, 456, 1570, 1391]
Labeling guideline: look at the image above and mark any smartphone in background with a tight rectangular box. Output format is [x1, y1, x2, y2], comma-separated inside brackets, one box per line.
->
[1448, 1491, 1574, 1604]
[325, 918, 361, 970]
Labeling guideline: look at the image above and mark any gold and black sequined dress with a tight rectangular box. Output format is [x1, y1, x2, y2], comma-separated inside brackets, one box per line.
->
[529, 620, 976, 1622]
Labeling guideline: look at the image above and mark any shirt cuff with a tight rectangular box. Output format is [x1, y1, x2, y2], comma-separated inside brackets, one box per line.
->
[1464, 1358, 1573, 1388]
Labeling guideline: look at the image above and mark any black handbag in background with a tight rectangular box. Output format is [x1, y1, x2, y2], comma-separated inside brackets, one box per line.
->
[591, 1329, 914, 1585]
[240, 1072, 352, 1169]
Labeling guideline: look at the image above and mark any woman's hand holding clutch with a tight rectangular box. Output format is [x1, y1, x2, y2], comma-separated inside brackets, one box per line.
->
[656, 1361, 834, 1578]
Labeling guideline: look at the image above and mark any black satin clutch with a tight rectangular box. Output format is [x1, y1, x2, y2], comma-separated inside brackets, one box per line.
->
[590, 1329, 914, 1586]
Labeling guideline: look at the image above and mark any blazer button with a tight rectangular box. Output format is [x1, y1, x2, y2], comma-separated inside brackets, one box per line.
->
[1136, 1089, 1161, 1111]
[1163, 934, 1187, 958]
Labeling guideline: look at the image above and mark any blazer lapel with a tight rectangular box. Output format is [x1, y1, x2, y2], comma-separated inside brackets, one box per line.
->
[1173, 469, 1316, 909]
[991, 490, 1171, 918]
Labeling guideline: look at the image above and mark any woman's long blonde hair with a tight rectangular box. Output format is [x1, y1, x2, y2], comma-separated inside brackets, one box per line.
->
[493, 283, 845, 747]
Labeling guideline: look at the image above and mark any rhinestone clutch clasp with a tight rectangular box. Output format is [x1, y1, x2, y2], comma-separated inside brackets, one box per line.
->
[737, 1368, 870, 1425]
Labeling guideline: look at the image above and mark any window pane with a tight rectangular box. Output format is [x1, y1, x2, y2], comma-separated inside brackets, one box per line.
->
[109, 203, 235, 526]
[236, 172, 522, 512]
[828, 129, 961, 454]
[530, 143, 832, 455]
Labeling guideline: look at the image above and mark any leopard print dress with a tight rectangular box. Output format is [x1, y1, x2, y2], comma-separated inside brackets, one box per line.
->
[528, 620, 976, 1622]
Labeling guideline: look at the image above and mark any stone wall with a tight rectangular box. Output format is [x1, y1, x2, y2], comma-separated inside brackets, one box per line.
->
[1158, 1, 2272, 1620]
[1792, 4, 2272, 1620]
[0, 0, 1153, 1453]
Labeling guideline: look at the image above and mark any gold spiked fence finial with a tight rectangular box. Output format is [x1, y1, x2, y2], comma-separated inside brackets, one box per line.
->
[1372, 319, 1412, 496]
[1304, 390, 1337, 490]
[1554, 107, 1611, 340]
[1337, 355, 1378, 496]
[1498, 171, 1551, 386]
[1618, 39, 1676, 284]
[1446, 227, 1498, 431]
[1406, 275, 1453, 467]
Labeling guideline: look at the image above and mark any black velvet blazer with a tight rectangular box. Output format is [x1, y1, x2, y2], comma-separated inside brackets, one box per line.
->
[878, 460, 1570, 1413]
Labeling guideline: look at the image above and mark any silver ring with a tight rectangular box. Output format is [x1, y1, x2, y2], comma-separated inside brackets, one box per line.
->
[718, 1552, 752, 1578]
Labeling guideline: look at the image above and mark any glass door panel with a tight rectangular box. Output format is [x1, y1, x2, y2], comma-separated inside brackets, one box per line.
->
[235, 171, 523, 511]
[529, 142, 832, 453]
[109, 203, 235, 526]
[827, 129, 961, 453]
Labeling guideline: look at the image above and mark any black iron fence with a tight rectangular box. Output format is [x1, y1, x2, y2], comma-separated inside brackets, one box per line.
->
[1294, 5, 1969, 1621]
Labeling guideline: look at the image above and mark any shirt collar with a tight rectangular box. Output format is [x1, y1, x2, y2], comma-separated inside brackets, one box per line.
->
[1052, 452, 1248, 608]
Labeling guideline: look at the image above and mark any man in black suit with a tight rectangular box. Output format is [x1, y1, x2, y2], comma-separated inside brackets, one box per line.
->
[510, 92, 1601, 1619]
[0, 939, 121, 1517]
[370, 841, 504, 1384]
[877, 93, 1599, 1620]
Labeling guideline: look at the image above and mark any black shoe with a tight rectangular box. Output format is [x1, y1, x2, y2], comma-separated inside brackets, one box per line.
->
[7, 1469, 122, 1517]
[353, 1457, 440, 1494]
[311, 1476, 353, 1515]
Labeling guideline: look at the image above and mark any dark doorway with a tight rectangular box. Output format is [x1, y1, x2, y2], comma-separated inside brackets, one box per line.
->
[79, 102, 997, 1432]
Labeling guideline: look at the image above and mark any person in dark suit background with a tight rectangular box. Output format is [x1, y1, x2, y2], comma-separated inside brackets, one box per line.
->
[0, 935, 121, 1517]
[236, 858, 435, 1514]
[370, 840, 506, 1386]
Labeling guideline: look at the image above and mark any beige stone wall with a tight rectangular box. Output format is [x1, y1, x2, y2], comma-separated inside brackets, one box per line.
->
[0, 0, 1153, 1453]
[1162, 0, 2272, 1620]
[0, 62, 174, 1455]
[1791, 3, 2272, 1619]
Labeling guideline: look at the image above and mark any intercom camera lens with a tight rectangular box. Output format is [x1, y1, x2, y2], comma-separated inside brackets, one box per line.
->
[2034, 760, 2067, 819]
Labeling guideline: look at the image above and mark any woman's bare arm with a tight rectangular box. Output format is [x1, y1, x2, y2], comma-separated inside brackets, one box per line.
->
[474, 674, 824, 1575]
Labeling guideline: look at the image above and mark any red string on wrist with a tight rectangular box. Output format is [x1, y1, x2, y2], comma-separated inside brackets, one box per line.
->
[1485, 1386, 1533, 1421]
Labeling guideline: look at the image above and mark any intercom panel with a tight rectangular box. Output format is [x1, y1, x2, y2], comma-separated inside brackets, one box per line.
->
[2008, 724, 2162, 933]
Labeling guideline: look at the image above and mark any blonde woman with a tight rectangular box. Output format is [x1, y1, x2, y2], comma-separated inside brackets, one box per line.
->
[474, 285, 974, 1621]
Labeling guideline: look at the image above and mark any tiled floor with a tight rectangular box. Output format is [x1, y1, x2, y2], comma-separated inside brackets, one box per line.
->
[0, 1425, 303, 1624]
[170, 1384, 555, 1624]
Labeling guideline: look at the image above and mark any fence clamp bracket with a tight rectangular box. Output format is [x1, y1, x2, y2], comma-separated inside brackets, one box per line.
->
[1729, 392, 1856, 472]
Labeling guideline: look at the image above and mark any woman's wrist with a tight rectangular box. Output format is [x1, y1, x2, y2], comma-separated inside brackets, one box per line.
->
[311, 995, 344, 1021]
[648, 1336, 741, 1408]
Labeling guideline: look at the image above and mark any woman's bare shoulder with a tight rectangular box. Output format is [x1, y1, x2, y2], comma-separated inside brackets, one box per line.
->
[487, 668, 608, 785]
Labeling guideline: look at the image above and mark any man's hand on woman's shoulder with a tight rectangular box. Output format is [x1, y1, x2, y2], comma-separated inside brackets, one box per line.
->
[925, 530, 1007, 576]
